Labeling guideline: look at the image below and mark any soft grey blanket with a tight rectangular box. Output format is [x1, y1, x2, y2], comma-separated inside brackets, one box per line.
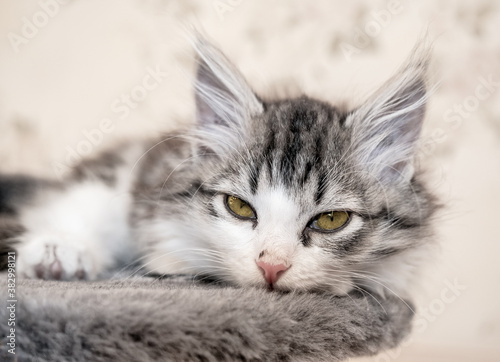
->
[0, 275, 412, 361]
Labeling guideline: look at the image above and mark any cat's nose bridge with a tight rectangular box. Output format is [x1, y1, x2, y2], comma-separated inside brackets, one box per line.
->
[257, 238, 295, 262]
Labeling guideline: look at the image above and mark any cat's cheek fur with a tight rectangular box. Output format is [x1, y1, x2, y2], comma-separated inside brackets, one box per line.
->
[273, 247, 354, 294]
[132, 215, 238, 278]
[210, 224, 266, 286]
[358, 243, 435, 298]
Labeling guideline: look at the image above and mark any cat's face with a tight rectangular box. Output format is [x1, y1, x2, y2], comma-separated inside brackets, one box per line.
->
[144, 38, 435, 294]
[194, 99, 362, 293]
[190, 97, 432, 293]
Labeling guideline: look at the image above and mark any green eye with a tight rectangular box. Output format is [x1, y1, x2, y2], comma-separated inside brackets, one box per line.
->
[310, 211, 350, 231]
[225, 195, 256, 219]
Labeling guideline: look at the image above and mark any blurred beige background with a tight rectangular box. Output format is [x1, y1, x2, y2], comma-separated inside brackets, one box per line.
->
[1, 0, 499, 360]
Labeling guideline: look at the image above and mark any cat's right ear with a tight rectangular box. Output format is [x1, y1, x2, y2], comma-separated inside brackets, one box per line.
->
[193, 37, 263, 131]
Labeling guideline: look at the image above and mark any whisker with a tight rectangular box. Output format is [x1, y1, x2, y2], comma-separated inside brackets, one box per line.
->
[329, 268, 415, 314]
[120, 247, 227, 280]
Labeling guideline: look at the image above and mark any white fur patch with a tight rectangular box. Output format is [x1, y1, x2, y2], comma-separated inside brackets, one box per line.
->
[17, 158, 138, 280]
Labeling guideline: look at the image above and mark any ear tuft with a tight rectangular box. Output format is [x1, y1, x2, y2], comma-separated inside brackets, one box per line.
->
[193, 36, 263, 129]
[351, 43, 432, 185]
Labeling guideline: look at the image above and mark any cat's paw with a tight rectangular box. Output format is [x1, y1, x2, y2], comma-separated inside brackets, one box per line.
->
[16, 235, 102, 280]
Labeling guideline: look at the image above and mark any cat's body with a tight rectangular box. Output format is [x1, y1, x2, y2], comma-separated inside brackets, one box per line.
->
[1, 38, 437, 298]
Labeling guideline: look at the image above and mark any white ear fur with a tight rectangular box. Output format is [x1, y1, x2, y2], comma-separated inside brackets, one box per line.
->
[194, 37, 262, 127]
[350, 44, 431, 185]
[190, 36, 263, 156]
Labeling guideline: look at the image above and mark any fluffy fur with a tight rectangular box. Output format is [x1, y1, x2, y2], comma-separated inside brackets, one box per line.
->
[0, 35, 438, 361]
[129, 38, 437, 297]
[0, 276, 413, 361]
[1, 38, 437, 298]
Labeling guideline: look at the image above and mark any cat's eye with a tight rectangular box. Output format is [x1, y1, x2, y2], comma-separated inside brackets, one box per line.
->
[225, 195, 256, 220]
[309, 211, 350, 232]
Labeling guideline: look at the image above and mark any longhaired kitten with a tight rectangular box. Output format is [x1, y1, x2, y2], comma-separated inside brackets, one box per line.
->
[0, 37, 436, 298]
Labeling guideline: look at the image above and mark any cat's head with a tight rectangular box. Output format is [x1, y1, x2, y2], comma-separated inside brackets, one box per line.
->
[159, 38, 436, 295]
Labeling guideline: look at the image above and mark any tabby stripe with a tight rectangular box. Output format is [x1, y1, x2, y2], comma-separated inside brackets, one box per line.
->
[300, 161, 313, 187]
[191, 182, 218, 198]
[370, 246, 407, 259]
[371, 208, 421, 230]
[337, 109, 349, 127]
[165, 182, 218, 201]
[263, 126, 276, 181]
[249, 162, 261, 194]
[207, 201, 219, 218]
[300, 234, 311, 247]
[315, 172, 327, 205]
[332, 229, 364, 256]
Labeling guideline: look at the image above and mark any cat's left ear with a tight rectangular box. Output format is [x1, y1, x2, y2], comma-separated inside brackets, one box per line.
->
[349, 46, 430, 185]
[193, 37, 263, 131]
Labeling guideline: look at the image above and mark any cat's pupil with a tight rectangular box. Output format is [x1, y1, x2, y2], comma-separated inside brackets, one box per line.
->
[233, 199, 244, 210]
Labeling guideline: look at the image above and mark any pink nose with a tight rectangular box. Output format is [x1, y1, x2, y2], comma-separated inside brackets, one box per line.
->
[256, 261, 290, 285]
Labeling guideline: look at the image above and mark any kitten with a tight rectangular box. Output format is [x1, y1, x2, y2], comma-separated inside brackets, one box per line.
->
[1, 37, 437, 297]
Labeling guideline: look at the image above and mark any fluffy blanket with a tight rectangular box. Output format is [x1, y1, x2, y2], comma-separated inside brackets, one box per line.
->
[0, 275, 412, 361]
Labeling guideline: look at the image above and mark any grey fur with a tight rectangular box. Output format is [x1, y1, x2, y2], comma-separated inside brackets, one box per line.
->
[0, 276, 413, 361]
